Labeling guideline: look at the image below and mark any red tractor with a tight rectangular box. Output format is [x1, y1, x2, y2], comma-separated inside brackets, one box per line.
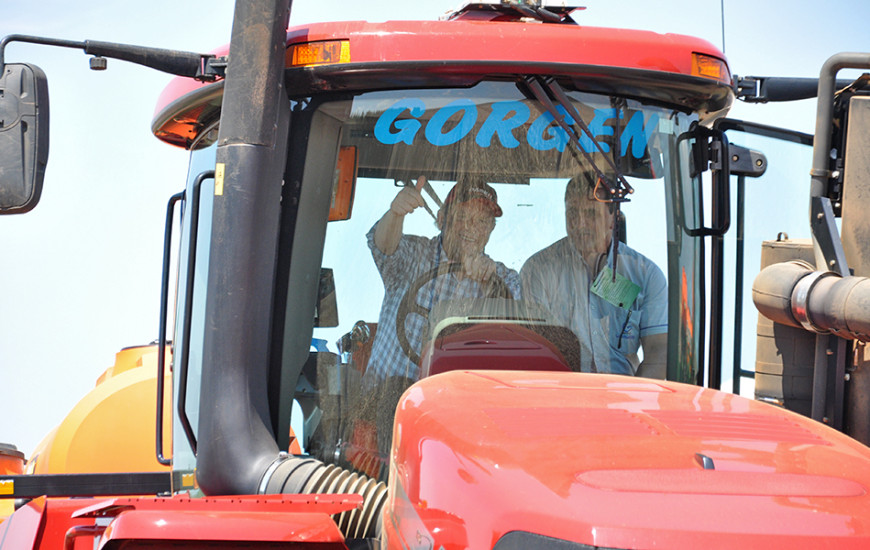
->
[4, 1, 870, 548]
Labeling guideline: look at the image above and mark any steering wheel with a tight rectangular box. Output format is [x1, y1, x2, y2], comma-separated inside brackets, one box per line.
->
[396, 262, 512, 366]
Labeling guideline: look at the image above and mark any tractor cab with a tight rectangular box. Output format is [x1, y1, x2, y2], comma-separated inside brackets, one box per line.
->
[290, 82, 707, 479]
[161, 18, 734, 486]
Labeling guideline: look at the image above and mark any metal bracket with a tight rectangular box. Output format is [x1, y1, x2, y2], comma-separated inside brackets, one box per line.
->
[728, 143, 767, 178]
[202, 56, 227, 80]
[811, 196, 850, 275]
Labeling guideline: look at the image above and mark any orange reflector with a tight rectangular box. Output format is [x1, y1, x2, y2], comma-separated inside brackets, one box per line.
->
[329, 146, 357, 222]
[288, 40, 351, 67]
[691, 53, 731, 85]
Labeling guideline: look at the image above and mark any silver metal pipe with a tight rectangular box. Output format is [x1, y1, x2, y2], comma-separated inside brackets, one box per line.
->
[753, 260, 870, 341]
[810, 53, 870, 199]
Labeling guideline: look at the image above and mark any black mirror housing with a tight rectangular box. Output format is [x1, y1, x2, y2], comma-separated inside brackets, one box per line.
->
[0, 63, 49, 214]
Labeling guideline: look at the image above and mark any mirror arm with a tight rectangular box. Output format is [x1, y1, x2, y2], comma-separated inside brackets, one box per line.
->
[0, 34, 223, 80]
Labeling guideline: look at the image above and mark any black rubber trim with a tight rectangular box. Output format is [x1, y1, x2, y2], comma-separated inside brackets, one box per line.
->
[0, 472, 171, 498]
[285, 60, 733, 114]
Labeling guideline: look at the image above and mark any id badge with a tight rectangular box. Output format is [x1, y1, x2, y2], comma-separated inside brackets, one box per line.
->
[591, 266, 640, 310]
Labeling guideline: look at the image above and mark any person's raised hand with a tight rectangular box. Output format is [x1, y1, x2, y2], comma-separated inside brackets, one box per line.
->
[390, 176, 428, 216]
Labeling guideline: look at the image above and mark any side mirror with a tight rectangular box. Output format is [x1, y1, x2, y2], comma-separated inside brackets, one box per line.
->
[0, 63, 49, 214]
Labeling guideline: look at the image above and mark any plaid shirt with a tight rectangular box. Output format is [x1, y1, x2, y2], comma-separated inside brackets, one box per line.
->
[365, 225, 521, 382]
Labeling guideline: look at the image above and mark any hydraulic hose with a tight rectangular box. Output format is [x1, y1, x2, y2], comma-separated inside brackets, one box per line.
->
[752, 260, 870, 341]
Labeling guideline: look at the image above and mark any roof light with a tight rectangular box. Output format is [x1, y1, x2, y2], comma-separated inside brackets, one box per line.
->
[691, 52, 731, 85]
[287, 40, 351, 67]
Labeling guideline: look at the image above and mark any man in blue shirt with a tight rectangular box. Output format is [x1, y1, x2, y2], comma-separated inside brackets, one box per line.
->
[520, 172, 668, 378]
[365, 176, 521, 382]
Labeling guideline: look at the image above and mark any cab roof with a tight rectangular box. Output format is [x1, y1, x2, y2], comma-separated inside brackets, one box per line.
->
[153, 18, 731, 148]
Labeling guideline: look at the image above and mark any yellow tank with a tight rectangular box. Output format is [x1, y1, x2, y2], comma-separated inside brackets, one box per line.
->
[26, 345, 173, 475]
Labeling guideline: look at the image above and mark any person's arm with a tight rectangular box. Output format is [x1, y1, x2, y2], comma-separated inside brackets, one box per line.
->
[495, 264, 522, 299]
[373, 177, 427, 255]
[634, 254, 668, 379]
[636, 333, 667, 379]
[462, 252, 497, 282]
[520, 257, 548, 307]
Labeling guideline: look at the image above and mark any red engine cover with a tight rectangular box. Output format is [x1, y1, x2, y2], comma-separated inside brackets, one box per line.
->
[384, 370, 870, 549]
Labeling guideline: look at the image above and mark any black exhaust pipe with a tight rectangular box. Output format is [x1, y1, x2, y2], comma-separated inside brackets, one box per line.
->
[195, 0, 291, 497]
[192, 0, 387, 539]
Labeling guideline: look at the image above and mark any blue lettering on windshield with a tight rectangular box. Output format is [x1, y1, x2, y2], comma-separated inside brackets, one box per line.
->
[372, 99, 657, 158]
[621, 111, 660, 158]
[527, 106, 573, 152]
[578, 108, 621, 153]
[424, 99, 478, 146]
[373, 99, 426, 145]
[475, 101, 530, 149]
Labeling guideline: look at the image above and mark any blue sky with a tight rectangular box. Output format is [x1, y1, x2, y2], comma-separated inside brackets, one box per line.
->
[2, 0, 869, 457]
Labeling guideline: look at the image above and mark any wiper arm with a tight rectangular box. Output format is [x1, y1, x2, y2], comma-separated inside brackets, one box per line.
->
[523, 76, 634, 202]
[524, 75, 630, 280]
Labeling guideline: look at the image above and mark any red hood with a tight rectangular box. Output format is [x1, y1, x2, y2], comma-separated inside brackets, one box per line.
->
[386, 370, 870, 549]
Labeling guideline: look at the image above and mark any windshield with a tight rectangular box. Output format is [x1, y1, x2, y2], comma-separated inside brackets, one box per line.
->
[279, 81, 702, 480]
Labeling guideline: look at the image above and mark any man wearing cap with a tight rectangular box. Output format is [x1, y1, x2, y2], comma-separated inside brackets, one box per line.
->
[365, 175, 521, 382]
[520, 172, 668, 379]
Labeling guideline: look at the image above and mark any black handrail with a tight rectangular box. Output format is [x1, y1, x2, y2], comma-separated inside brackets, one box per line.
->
[684, 126, 731, 238]
[731, 174, 746, 395]
[176, 170, 214, 456]
[713, 117, 811, 392]
[155, 191, 184, 466]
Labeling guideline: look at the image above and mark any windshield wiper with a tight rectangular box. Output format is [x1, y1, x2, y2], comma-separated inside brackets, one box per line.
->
[523, 75, 631, 279]
[523, 75, 634, 201]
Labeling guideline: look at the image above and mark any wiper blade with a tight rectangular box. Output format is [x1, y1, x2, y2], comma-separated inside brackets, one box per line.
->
[523, 75, 634, 202]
